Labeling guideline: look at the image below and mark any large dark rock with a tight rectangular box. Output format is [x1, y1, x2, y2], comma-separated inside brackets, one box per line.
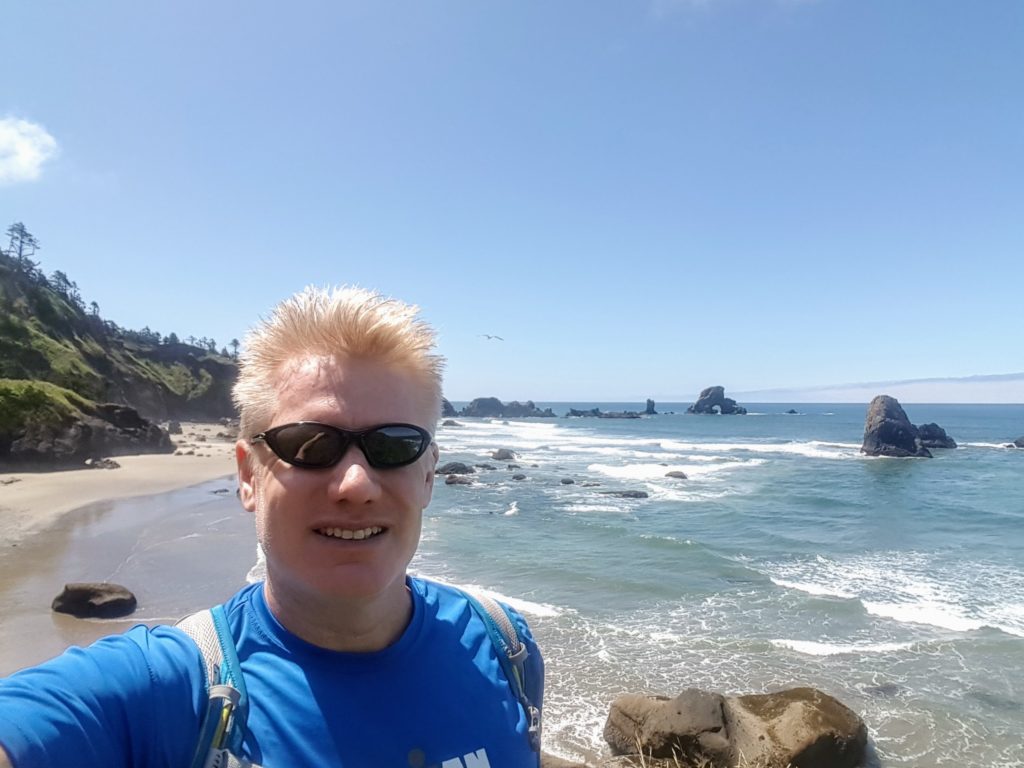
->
[1013, 436, 1024, 448]
[645, 399, 657, 415]
[52, 582, 137, 619]
[602, 687, 867, 768]
[441, 398, 458, 418]
[916, 422, 957, 449]
[686, 386, 747, 415]
[2, 403, 174, 469]
[436, 462, 474, 475]
[861, 396, 932, 458]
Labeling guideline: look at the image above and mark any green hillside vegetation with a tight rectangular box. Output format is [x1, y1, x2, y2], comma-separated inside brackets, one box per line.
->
[0, 225, 239, 433]
[0, 379, 94, 436]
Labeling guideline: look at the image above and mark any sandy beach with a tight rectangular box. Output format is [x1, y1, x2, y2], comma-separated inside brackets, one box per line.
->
[0, 423, 253, 675]
[0, 423, 238, 546]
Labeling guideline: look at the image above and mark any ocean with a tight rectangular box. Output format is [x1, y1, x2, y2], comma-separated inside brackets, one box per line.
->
[2, 403, 1021, 767]
[421, 403, 1024, 768]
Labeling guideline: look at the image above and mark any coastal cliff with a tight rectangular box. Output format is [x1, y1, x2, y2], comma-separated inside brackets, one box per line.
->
[0, 248, 238, 467]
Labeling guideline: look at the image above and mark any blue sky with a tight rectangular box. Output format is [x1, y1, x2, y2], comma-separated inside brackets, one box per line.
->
[2, 1, 1022, 402]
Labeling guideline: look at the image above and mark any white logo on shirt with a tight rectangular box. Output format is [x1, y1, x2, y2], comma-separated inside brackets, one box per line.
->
[440, 748, 490, 768]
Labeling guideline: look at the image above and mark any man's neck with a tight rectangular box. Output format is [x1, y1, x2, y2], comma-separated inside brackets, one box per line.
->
[262, 577, 413, 652]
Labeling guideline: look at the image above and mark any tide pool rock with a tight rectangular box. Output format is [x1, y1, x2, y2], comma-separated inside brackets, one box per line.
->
[52, 582, 137, 619]
[861, 395, 932, 458]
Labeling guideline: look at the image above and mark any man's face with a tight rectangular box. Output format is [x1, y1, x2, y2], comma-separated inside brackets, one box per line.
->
[237, 355, 438, 606]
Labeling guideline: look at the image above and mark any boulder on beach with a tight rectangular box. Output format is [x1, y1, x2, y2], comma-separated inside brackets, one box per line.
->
[686, 386, 747, 415]
[601, 687, 867, 768]
[861, 395, 932, 458]
[491, 448, 516, 460]
[52, 582, 138, 619]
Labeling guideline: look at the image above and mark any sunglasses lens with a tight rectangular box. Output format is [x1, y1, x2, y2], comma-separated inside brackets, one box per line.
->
[267, 424, 348, 468]
[363, 425, 429, 467]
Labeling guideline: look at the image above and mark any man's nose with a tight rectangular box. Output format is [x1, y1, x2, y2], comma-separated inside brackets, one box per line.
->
[329, 446, 382, 502]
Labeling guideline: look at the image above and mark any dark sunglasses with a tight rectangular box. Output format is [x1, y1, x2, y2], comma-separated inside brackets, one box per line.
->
[251, 422, 432, 469]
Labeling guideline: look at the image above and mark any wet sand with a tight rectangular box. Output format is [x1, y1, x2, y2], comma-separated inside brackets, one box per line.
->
[0, 424, 258, 675]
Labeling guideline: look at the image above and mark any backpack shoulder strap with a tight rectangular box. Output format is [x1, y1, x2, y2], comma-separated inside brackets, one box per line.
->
[460, 589, 542, 752]
[176, 606, 250, 767]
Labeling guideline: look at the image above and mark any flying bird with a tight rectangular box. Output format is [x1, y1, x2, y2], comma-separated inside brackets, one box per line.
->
[480, 334, 504, 341]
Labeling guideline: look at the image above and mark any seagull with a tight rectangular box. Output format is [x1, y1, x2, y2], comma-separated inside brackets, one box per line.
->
[480, 334, 504, 341]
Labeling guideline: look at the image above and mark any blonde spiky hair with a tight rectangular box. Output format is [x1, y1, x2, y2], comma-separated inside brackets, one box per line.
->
[233, 286, 445, 436]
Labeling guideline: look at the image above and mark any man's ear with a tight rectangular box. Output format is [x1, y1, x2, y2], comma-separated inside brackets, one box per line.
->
[425, 441, 439, 491]
[236, 440, 259, 512]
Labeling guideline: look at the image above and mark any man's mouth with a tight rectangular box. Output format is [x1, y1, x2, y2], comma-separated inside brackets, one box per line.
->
[315, 526, 385, 541]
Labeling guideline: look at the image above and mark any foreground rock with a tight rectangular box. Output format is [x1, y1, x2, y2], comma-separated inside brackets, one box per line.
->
[861, 395, 932, 458]
[52, 582, 138, 619]
[686, 386, 747, 415]
[601, 687, 867, 768]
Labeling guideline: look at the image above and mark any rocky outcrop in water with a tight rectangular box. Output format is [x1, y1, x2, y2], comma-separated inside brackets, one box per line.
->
[861, 395, 932, 458]
[916, 422, 957, 449]
[442, 398, 457, 418]
[686, 386, 747, 415]
[566, 408, 641, 419]
[436, 461, 474, 475]
[51, 582, 138, 619]
[645, 399, 657, 415]
[1012, 436, 1024, 448]
[460, 397, 556, 418]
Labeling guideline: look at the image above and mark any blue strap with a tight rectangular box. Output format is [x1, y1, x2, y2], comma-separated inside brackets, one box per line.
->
[462, 591, 542, 752]
[210, 604, 249, 754]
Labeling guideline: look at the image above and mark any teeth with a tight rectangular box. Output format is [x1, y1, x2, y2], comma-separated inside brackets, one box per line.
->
[319, 526, 383, 540]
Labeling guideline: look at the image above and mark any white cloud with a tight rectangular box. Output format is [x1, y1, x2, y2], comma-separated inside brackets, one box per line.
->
[0, 117, 59, 184]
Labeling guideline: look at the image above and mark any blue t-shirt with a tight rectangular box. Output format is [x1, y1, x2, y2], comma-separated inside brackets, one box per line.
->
[0, 578, 543, 768]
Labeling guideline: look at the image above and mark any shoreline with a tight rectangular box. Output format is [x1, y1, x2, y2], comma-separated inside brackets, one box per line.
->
[0, 423, 238, 547]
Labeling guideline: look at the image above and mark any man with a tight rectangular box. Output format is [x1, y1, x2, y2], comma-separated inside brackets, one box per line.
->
[0, 286, 543, 767]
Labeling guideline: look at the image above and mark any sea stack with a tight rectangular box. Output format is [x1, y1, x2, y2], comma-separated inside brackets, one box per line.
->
[861, 395, 932, 458]
[686, 386, 747, 415]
